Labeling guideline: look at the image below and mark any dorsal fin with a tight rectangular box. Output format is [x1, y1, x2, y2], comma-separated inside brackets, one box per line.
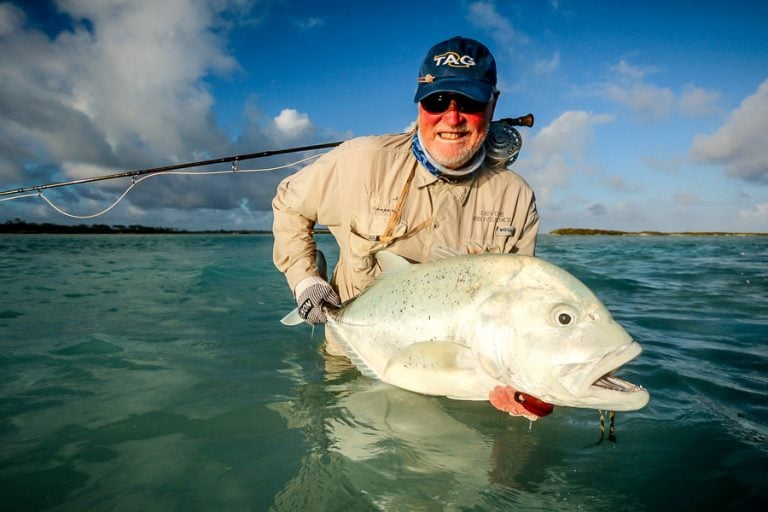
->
[375, 251, 413, 278]
[427, 244, 464, 262]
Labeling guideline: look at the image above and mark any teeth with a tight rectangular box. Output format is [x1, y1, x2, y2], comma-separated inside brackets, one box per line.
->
[593, 375, 645, 392]
[440, 133, 463, 140]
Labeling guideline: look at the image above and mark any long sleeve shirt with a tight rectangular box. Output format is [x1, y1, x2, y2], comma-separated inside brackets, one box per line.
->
[272, 132, 539, 303]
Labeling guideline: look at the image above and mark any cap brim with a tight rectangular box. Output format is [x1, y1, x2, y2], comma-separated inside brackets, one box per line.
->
[414, 78, 495, 103]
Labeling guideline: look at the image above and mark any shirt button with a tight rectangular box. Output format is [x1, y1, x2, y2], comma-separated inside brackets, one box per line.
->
[433, 221, 440, 228]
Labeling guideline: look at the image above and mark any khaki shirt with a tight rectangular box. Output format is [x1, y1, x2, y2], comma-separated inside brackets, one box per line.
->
[272, 133, 539, 350]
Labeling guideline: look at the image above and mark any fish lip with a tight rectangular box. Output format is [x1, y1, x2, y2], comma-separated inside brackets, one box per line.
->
[556, 341, 649, 410]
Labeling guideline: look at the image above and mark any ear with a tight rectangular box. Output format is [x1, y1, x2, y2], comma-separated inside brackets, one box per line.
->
[409, 115, 419, 134]
[488, 90, 500, 118]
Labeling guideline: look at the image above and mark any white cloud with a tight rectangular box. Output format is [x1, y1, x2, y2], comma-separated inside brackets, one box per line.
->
[0, 2, 24, 36]
[467, 1, 529, 47]
[739, 202, 768, 223]
[601, 59, 721, 120]
[516, 110, 613, 205]
[0, 0, 288, 225]
[679, 85, 721, 117]
[603, 81, 675, 121]
[273, 109, 313, 139]
[61, 161, 123, 180]
[530, 110, 613, 156]
[0, 0, 249, 179]
[613, 59, 650, 81]
[294, 17, 325, 30]
[690, 79, 768, 184]
[532, 51, 560, 76]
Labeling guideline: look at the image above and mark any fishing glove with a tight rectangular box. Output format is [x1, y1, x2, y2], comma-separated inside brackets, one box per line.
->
[295, 276, 341, 324]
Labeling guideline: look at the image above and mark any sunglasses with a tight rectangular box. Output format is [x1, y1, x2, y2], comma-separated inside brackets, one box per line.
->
[420, 93, 489, 114]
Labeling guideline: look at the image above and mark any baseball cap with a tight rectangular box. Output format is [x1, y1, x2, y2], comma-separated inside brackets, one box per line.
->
[414, 36, 497, 104]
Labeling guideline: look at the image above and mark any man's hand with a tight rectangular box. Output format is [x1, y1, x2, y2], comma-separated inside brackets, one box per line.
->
[295, 276, 341, 324]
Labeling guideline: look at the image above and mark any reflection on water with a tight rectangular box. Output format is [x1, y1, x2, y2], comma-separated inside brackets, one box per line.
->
[269, 353, 629, 511]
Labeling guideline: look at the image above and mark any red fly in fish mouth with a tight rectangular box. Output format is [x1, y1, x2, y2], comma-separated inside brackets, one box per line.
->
[515, 391, 555, 417]
[489, 386, 554, 418]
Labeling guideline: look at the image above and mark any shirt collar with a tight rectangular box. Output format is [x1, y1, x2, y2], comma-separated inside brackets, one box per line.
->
[411, 132, 485, 181]
[412, 157, 477, 206]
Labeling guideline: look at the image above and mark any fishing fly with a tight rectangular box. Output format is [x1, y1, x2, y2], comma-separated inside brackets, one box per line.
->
[598, 409, 617, 444]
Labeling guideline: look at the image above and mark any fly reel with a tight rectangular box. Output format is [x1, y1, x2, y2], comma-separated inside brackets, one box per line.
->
[484, 113, 534, 169]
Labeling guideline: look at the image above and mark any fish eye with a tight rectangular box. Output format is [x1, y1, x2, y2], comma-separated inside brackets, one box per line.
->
[551, 305, 578, 327]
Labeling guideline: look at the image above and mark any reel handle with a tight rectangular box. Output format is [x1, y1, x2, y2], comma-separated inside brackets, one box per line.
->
[498, 113, 534, 128]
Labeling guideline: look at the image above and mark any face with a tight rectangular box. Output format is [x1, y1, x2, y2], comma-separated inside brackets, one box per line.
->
[417, 93, 496, 169]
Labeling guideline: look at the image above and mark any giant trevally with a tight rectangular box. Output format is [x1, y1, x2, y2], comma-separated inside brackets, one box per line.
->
[282, 251, 649, 421]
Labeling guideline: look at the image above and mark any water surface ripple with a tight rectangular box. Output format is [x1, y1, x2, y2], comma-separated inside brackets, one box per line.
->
[1, 234, 766, 511]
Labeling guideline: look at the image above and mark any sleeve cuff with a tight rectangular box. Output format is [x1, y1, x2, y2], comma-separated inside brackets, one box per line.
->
[293, 275, 328, 299]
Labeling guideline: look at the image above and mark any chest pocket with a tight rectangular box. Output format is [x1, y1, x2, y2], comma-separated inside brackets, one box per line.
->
[346, 168, 434, 294]
[348, 167, 416, 277]
[349, 212, 408, 274]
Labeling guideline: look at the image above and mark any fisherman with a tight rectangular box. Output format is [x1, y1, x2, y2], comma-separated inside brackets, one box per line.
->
[272, 36, 539, 356]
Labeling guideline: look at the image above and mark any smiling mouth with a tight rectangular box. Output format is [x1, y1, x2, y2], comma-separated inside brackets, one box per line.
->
[438, 132, 468, 141]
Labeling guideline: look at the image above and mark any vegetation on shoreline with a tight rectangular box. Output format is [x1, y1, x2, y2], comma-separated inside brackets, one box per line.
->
[550, 227, 767, 236]
[2, 220, 764, 236]
[0, 219, 270, 235]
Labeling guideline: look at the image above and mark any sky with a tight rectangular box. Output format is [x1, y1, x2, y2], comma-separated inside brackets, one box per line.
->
[1, 0, 766, 233]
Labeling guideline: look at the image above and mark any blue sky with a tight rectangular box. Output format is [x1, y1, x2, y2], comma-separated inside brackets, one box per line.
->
[1, 0, 766, 233]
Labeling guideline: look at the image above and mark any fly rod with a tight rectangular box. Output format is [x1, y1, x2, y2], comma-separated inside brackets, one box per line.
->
[0, 141, 342, 198]
[1, 114, 535, 198]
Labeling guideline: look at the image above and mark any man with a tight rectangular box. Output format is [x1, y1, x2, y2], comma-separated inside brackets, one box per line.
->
[272, 36, 539, 356]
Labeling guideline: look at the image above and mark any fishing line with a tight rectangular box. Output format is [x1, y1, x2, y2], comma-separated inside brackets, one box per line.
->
[0, 151, 326, 219]
[1, 114, 533, 220]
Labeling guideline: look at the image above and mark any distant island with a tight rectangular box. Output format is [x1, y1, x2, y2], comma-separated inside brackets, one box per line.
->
[1, 220, 764, 237]
[550, 228, 767, 236]
[0, 219, 271, 235]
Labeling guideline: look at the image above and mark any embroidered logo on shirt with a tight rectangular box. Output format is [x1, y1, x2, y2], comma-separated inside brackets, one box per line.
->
[496, 226, 516, 236]
[433, 52, 476, 68]
[474, 210, 512, 223]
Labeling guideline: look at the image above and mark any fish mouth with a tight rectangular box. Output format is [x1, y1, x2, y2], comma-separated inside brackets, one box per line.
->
[556, 341, 649, 411]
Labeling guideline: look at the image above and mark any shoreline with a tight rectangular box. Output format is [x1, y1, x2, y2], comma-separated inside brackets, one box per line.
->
[549, 228, 767, 237]
[1, 221, 765, 237]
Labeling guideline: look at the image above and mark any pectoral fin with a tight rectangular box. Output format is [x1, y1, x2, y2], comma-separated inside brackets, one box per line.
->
[382, 341, 500, 400]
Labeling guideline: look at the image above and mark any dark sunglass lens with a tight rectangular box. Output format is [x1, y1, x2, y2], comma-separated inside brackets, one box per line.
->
[421, 93, 487, 114]
[421, 94, 451, 113]
[458, 97, 487, 113]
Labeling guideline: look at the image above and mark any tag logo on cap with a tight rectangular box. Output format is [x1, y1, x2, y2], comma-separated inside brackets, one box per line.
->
[433, 52, 476, 68]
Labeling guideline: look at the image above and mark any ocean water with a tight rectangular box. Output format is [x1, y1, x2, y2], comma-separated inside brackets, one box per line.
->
[1, 234, 766, 511]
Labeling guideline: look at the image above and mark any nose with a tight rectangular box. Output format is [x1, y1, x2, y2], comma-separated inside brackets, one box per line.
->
[442, 100, 462, 125]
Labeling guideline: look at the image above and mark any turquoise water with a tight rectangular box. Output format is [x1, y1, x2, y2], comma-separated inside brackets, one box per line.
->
[1, 234, 766, 511]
